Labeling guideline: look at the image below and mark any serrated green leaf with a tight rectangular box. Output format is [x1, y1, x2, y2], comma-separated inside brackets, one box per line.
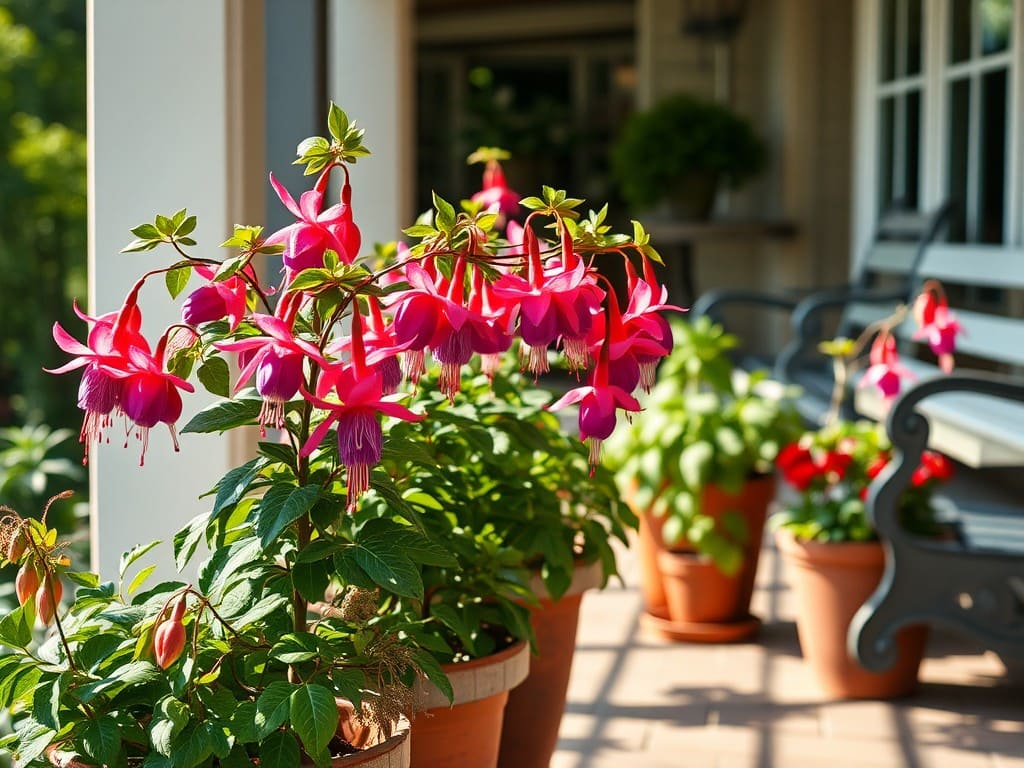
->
[13, 720, 56, 767]
[290, 684, 337, 756]
[255, 681, 293, 739]
[150, 696, 190, 757]
[0, 604, 34, 648]
[412, 649, 453, 705]
[82, 715, 121, 765]
[229, 702, 259, 743]
[208, 458, 265, 518]
[171, 722, 214, 768]
[352, 540, 422, 599]
[256, 484, 320, 548]
[259, 731, 299, 768]
[182, 397, 262, 434]
[270, 634, 320, 665]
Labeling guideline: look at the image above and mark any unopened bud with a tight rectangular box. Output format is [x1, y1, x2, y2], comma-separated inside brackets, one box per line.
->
[35, 576, 62, 626]
[15, 563, 40, 607]
[153, 600, 187, 669]
[6, 529, 26, 564]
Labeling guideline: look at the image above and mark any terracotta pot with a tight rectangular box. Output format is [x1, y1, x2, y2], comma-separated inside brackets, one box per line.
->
[412, 640, 530, 768]
[498, 561, 603, 768]
[637, 477, 775, 632]
[775, 531, 928, 699]
[46, 714, 412, 768]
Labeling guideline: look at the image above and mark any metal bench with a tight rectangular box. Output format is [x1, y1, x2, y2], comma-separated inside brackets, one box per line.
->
[692, 202, 953, 424]
[849, 247, 1024, 672]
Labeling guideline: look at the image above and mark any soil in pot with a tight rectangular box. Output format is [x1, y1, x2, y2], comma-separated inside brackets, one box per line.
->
[498, 562, 602, 768]
[776, 532, 928, 699]
[412, 640, 530, 768]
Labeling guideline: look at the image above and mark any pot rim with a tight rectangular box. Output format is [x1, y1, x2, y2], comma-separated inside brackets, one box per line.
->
[774, 529, 885, 568]
[337, 713, 411, 766]
[415, 639, 530, 710]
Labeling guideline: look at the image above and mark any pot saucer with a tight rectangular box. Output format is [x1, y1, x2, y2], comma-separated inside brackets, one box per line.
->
[640, 607, 761, 643]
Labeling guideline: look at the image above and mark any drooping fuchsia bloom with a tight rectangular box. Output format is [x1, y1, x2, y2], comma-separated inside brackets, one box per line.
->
[215, 298, 327, 435]
[547, 344, 642, 471]
[859, 331, 912, 402]
[912, 288, 962, 373]
[48, 287, 194, 465]
[386, 259, 507, 399]
[304, 311, 424, 509]
[491, 224, 602, 376]
[264, 169, 361, 274]
[181, 264, 253, 330]
[471, 159, 520, 224]
[610, 258, 681, 393]
[326, 298, 406, 395]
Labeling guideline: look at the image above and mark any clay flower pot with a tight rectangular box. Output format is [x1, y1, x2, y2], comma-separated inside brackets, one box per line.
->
[412, 640, 530, 768]
[498, 561, 603, 768]
[775, 531, 928, 699]
[639, 476, 775, 642]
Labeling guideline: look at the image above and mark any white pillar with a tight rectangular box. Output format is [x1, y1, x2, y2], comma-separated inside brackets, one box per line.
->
[87, 0, 264, 581]
[327, 0, 414, 244]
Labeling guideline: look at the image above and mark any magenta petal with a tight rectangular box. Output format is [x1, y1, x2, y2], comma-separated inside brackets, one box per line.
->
[269, 173, 302, 218]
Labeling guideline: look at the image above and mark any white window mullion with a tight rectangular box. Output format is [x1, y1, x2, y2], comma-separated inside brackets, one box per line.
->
[966, 70, 981, 240]
[1011, 2, 1024, 243]
[923, 0, 945, 208]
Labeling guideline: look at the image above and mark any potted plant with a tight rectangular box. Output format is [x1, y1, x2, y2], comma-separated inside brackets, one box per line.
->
[603, 317, 802, 641]
[772, 283, 960, 698]
[374, 362, 629, 768]
[610, 93, 767, 218]
[0, 105, 676, 768]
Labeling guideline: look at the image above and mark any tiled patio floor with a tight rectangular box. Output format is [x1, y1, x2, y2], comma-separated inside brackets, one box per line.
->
[553, 538, 1024, 768]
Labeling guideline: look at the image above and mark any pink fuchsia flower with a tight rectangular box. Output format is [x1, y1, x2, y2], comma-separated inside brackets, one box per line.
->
[386, 260, 507, 398]
[859, 332, 912, 402]
[912, 290, 962, 373]
[547, 350, 641, 471]
[491, 226, 602, 376]
[215, 311, 327, 435]
[181, 265, 252, 330]
[118, 344, 195, 465]
[264, 171, 361, 275]
[301, 364, 424, 510]
[471, 160, 520, 225]
[326, 298, 407, 395]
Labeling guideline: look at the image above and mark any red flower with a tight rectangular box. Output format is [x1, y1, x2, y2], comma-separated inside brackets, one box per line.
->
[911, 450, 954, 486]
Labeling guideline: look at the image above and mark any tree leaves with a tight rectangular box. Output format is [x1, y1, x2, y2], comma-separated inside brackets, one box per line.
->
[289, 684, 337, 756]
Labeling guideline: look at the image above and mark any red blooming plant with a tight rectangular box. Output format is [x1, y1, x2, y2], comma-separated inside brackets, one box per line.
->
[773, 420, 954, 541]
[773, 283, 960, 543]
[0, 104, 677, 768]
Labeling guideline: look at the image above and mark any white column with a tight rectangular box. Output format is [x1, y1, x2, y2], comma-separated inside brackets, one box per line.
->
[327, 0, 414, 244]
[87, 0, 264, 581]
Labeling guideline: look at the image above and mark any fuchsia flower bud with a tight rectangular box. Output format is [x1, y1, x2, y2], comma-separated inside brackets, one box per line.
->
[860, 332, 911, 403]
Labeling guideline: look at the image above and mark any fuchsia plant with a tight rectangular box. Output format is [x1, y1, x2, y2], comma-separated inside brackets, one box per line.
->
[50, 103, 677, 505]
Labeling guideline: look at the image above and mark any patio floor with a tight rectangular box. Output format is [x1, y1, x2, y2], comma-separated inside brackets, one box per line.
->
[552, 536, 1024, 768]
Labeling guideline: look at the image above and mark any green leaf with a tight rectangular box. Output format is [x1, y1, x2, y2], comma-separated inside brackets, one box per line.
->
[270, 634, 320, 664]
[352, 538, 422, 599]
[165, 266, 192, 299]
[155, 215, 175, 236]
[131, 223, 161, 239]
[679, 441, 715, 490]
[291, 558, 332, 604]
[13, 719, 56, 767]
[181, 397, 262, 434]
[289, 684, 337, 756]
[412, 649, 453, 705]
[229, 702, 259, 744]
[402, 224, 437, 238]
[176, 215, 198, 237]
[82, 715, 122, 766]
[288, 268, 335, 293]
[433, 191, 457, 233]
[32, 676, 62, 730]
[173, 513, 208, 572]
[121, 237, 161, 253]
[172, 722, 214, 768]
[255, 681, 293, 739]
[150, 696, 190, 757]
[519, 196, 545, 210]
[327, 103, 349, 141]
[64, 570, 101, 588]
[77, 661, 162, 703]
[197, 356, 231, 398]
[142, 753, 173, 768]
[0, 604, 34, 648]
[258, 441, 297, 466]
[259, 731, 300, 768]
[127, 565, 157, 596]
[120, 540, 161, 582]
[256, 484, 321, 549]
[209, 458, 265, 517]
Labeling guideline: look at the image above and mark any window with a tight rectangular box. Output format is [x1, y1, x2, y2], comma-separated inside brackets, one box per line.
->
[865, 0, 1018, 246]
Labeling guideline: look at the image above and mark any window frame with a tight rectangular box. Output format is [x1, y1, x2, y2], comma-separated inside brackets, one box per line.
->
[853, 0, 1024, 274]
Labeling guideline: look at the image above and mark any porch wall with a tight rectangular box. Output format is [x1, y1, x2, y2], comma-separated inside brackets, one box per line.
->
[637, 0, 854, 353]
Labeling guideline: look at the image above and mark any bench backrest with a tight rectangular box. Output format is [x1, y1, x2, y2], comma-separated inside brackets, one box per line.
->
[837, 202, 954, 337]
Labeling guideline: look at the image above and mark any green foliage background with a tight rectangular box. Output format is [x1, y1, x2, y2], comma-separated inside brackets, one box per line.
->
[0, 0, 86, 432]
